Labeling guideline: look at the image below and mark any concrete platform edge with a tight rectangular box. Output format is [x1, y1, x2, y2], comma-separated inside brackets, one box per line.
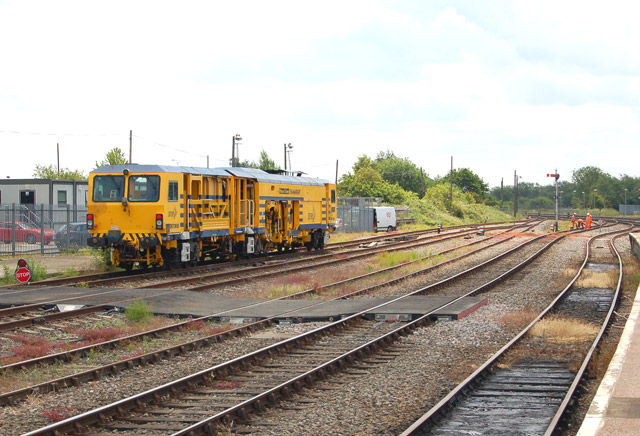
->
[576, 281, 640, 436]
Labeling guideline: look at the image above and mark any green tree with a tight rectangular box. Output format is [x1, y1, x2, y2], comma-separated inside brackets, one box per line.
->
[338, 166, 409, 204]
[352, 155, 374, 172]
[443, 168, 488, 196]
[373, 151, 430, 197]
[228, 158, 253, 168]
[32, 164, 85, 180]
[95, 147, 128, 168]
[255, 150, 280, 170]
[572, 166, 606, 191]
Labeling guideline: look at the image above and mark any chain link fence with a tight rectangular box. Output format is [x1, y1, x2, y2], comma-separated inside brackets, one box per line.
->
[0, 204, 87, 256]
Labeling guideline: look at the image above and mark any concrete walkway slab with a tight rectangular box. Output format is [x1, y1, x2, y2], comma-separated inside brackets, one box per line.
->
[0, 287, 488, 323]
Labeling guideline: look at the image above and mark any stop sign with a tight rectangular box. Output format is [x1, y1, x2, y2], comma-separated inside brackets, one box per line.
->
[15, 259, 31, 284]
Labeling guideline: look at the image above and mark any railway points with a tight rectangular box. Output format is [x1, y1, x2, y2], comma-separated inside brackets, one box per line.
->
[2, 218, 639, 436]
[576, 233, 640, 436]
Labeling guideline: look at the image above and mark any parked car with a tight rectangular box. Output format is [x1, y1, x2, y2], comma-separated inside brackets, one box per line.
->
[55, 222, 90, 248]
[0, 221, 55, 244]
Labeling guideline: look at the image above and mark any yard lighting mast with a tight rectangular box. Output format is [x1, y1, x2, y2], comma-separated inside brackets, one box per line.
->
[232, 134, 242, 167]
[284, 143, 292, 171]
[593, 189, 597, 210]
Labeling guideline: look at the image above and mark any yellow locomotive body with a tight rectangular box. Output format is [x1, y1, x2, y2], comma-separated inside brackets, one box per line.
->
[87, 165, 336, 270]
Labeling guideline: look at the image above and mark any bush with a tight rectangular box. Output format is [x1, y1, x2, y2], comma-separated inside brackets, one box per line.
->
[125, 299, 152, 322]
[90, 247, 116, 272]
[1, 258, 47, 284]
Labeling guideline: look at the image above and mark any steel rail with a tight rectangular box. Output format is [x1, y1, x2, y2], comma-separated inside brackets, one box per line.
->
[0, 225, 501, 339]
[178, 228, 492, 292]
[0, 220, 533, 296]
[542, 229, 631, 435]
[21, 222, 573, 436]
[0, 305, 109, 332]
[0, 225, 526, 404]
[399, 225, 632, 436]
[168, 223, 576, 434]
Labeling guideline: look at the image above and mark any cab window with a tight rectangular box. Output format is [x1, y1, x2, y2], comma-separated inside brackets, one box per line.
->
[128, 175, 160, 202]
[93, 175, 125, 202]
[168, 181, 178, 202]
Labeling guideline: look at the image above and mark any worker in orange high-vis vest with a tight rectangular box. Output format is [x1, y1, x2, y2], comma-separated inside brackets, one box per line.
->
[585, 213, 592, 229]
[571, 213, 577, 229]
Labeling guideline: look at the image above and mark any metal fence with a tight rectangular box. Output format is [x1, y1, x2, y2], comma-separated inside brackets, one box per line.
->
[335, 205, 374, 233]
[619, 205, 640, 215]
[0, 204, 87, 256]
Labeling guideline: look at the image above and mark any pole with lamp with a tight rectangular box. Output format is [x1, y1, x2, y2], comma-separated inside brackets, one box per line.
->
[593, 189, 597, 210]
[232, 134, 242, 167]
[582, 191, 586, 213]
[284, 143, 292, 171]
[624, 188, 628, 215]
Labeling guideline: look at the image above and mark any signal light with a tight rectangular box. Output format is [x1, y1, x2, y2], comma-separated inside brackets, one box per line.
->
[87, 213, 94, 229]
[17, 258, 28, 268]
[155, 214, 163, 230]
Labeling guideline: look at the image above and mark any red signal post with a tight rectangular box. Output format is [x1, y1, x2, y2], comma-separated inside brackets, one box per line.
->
[547, 170, 560, 231]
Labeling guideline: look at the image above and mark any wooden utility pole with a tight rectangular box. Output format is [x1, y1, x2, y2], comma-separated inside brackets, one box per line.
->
[450, 156, 453, 202]
[129, 130, 132, 164]
[514, 170, 518, 217]
[57, 143, 60, 175]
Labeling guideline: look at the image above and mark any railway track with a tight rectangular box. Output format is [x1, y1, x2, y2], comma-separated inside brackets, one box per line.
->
[17, 221, 594, 435]
[0, 223, 528, 336]
[0, 222, 533, 406]
[400, 227, 631, 436]
[0, 220, 533, 295]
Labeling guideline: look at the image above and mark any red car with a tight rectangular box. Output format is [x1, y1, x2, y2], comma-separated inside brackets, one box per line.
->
[0, 221, 55, 244]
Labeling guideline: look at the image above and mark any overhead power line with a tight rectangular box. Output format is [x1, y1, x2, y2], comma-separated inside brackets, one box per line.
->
[0, 130, 122, 137]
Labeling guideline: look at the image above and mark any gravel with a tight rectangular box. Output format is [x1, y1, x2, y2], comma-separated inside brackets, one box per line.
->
[235, 225, 631, 436]
[0, 222, 633, 436]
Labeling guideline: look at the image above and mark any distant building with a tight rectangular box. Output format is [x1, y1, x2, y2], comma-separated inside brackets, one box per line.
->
[0, 178, 89, 208]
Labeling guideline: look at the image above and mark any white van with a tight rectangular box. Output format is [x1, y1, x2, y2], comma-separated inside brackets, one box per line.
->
[373, 207, 397, 232]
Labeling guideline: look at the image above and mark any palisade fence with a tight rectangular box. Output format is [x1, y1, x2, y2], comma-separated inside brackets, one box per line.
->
[619, 204, 640, 216]
[0, 204, 87, 256]
[335, 197, 379, 233]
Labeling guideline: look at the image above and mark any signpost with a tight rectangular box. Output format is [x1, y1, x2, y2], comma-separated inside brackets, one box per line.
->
[15, 258, 31, 284]
[547, 171, 560, 231]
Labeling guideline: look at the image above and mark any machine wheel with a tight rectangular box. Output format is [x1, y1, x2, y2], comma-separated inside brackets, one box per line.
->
[121, 262, 134, 272]
[387, 226, 393, 232]
[312, 230, 325, 250]
[26, 234, 36, 244]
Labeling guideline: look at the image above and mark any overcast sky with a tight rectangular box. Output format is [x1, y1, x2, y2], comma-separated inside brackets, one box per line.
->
[1, 0, 638, 189]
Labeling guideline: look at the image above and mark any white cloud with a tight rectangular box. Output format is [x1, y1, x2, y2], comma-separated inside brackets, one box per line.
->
[1, 0, 639, 190]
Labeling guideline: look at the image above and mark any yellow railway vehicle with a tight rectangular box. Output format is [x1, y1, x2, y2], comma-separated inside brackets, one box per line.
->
[87, 165, 336, 270]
